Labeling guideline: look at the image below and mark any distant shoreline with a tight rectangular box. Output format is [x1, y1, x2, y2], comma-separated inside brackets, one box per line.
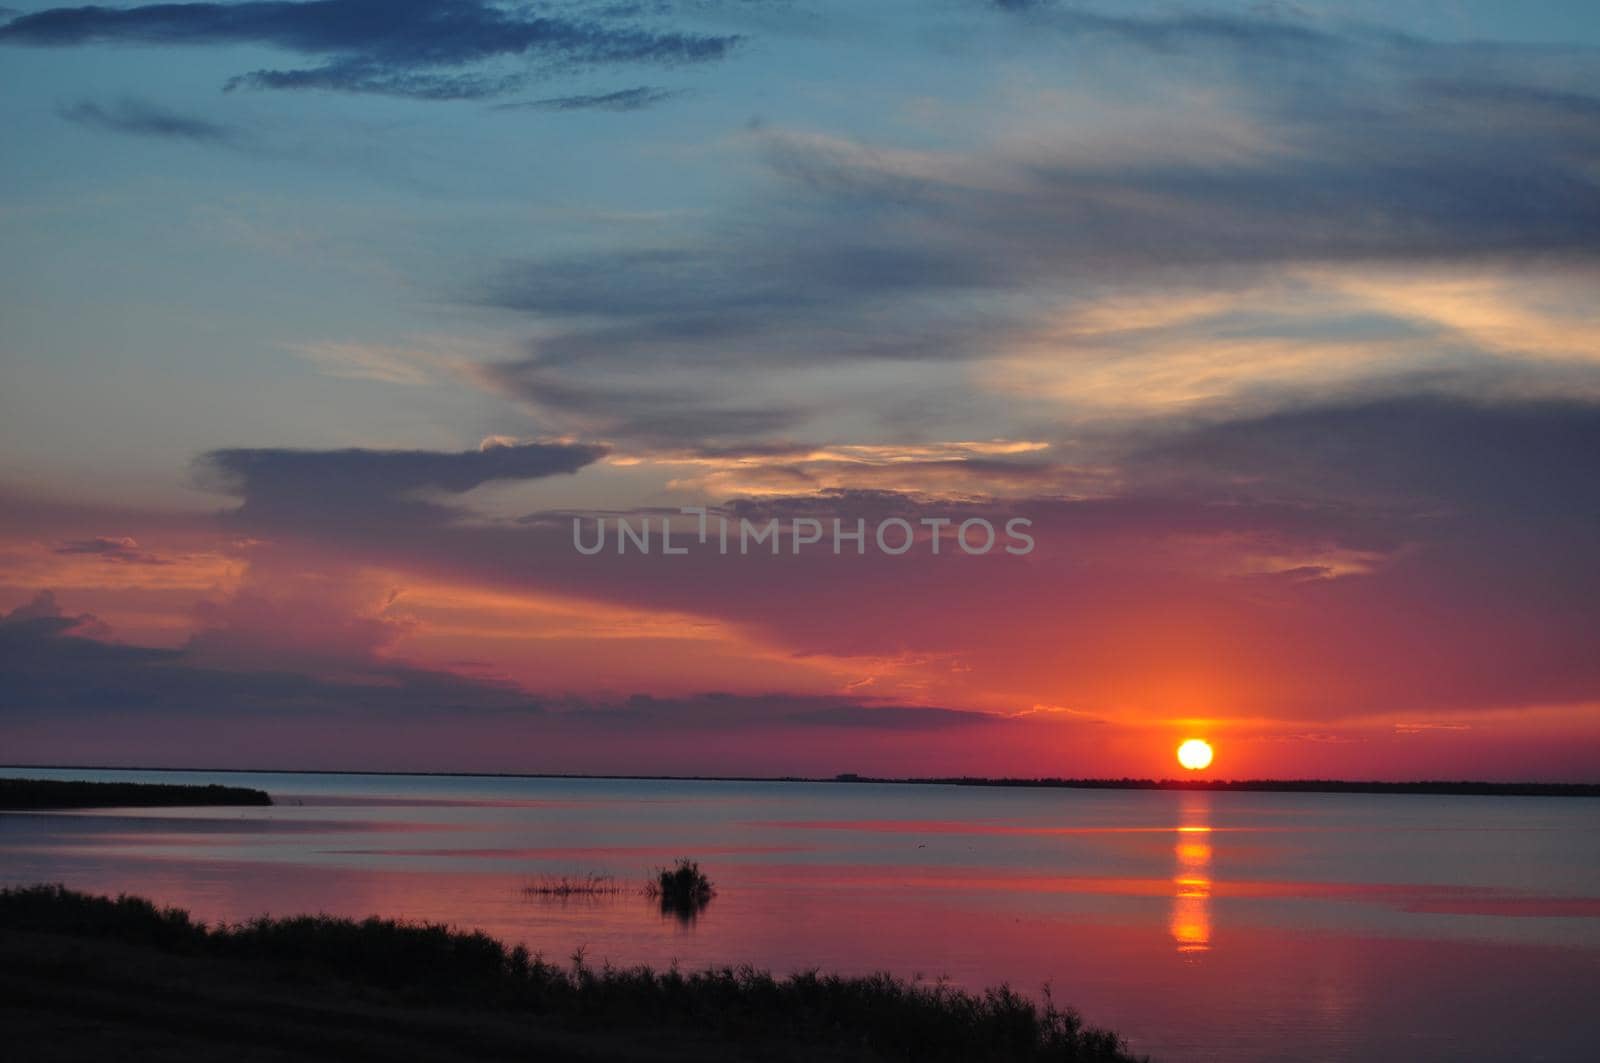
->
[0, 777, 273, 810]
[2, 765, 1595, 798]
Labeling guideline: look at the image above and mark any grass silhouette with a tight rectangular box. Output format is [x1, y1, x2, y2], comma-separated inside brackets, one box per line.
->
[1, 884, 1144, 1062]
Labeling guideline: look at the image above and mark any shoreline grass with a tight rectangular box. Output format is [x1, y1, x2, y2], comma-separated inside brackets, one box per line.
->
[1, 884, 1145, 1062]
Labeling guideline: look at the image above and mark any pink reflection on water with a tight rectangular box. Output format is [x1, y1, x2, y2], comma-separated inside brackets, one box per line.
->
[288, 795, 612, 809]
[725, 862, 1600, 918]
[755, 818, 1266, 835]
[322, 844, 813, 858]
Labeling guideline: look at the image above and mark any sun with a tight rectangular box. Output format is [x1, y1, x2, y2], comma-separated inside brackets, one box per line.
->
[1176, 739, 1214, 771]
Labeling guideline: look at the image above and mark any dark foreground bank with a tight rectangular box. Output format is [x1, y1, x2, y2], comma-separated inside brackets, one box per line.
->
[0, 886, 1145, 1063]
[0, 778, 272, 810]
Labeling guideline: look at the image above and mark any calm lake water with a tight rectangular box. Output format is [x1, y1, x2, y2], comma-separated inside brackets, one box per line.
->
[3, 768, 1597, 1062]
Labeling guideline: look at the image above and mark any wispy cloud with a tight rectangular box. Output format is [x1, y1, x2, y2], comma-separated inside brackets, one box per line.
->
[52, 536, 172, 565]
[1, 0, 740, 100]
[58, 98, 239, 143]
[289, 340, 454, 386]
[463, 4, 1600, 447]
[494, 86, 679, 112]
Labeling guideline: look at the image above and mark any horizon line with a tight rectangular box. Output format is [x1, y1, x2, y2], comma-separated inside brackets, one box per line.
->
[2, 764, 1596, 796]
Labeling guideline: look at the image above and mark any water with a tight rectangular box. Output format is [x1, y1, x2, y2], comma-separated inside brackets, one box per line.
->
[3, 767, 1597, 1062]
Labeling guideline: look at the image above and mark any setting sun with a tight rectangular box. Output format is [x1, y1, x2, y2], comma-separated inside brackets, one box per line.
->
[1177, 739, 1214, 771]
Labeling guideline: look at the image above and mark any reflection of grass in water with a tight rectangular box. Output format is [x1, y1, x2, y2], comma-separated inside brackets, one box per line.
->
[0, 884, 1145, 1062]
[522, 873, 626, 898]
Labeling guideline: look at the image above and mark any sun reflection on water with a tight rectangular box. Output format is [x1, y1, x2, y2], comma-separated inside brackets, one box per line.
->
[1170, 792, 1213, 955]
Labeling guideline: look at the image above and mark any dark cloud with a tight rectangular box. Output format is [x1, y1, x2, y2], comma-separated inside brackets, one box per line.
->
[783, 703, 997, 730]
[229, 62, 525, 100]
[560, 692, 1001, 732]
[471, 358, 804, 447]
[58, 98, 238, 142]
[494, 86, 678, 112]
[196, 439, 607, 528]
[0, 0, 739, 100]
[1134, 395, 1600, 519]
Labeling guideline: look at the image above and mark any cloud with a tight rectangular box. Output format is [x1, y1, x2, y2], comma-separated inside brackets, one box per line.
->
[0, 587, 997, 741]
[289, 341, 447, 385]
[52, 536, 172, 565]
[0, 0, 739, 100]
[5, 395, 1598, 767]
[469, 357, 808, 448]
[560, 691, 1003, 732]
[462, 11, 1600, 446]
[58, 98, 239, 142]
[1133, 395, 1600, 519]
[494, 86, 679, 112]
[196, 438, 607, 528]
[0, 587, 543, 720]
[610, 439, 1068, 501]
[228, 63, 525, 101]
[991, 2, 1343, 54]
[186, 394, 1600, 725]
[3, 590, 78, 625]
[782, 703, 997, 730]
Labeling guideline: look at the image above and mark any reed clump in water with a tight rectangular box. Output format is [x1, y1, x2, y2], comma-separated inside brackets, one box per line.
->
[522, 873, 627, 898]
[645, 858, 714, 905]
[644, 858, 716, 920]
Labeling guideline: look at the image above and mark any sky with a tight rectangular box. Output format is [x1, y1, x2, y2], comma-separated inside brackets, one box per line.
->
[1, 0, 1598, 779]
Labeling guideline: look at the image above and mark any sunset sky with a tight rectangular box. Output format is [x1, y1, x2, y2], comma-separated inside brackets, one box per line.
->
[2, 0, 1598, 778]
